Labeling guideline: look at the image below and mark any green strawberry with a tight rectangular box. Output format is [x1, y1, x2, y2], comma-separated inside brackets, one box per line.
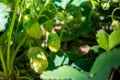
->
[112, 0, 119, 3]
[111, 20, 120, 30]
[27, 47, 48, 73]
[101, 3, 110, 10]
[47, 33, 61, 52]
[26, 22, 42, 39]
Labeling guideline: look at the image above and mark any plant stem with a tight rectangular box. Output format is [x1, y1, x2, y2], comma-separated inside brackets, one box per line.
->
[39, 0, 50, 17]
[0, 47, 7, 76]
[7, 0, 20, 72]
[110, 70, 114, 80]
[19, 76, 33, 80]
[60, 11, 66, 39]
[10, 36, 27, 74]
[111, 7, 120, 21]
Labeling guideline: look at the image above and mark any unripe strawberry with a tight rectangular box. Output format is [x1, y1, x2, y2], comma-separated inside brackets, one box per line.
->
[112, 0, 119, 3]
[26, 22, 42, 39]
[47, 33, 61, 52]
[24, 15, 29, 21]
[27, 47, 48, 73]
[102, 3, 110, 10]
[111, 20, 120, 30]
[56, 12, 65, 21]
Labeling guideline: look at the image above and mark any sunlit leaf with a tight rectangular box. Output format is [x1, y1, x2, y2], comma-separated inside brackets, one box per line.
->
[54, 54, 69, 67]
[47, 52, 69, 70]
[40, 65, 89, 80]
[0, 3, 8, 31]
[71, 0, 89, 7]
[52, 0, 71, 9]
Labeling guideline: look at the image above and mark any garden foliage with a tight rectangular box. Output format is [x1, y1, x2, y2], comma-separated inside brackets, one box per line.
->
[0, 0, 120, 80]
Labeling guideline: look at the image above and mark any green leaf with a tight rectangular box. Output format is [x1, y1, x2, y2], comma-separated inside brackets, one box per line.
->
[42, 10, 56, 20]
[0, 0, 8, 4]
[38, 15, 48, 24]
[44, 20, 53, 32]
[90, 49, 120, 77]
[38, 6, 56, 25]
[90, 45, 101, 53]
[77, 21, 93, 34]
[40, 65, 89, 80]
[71, 58, 93, 72]
[56, 12, 65, 21]
[96, 30, 109, 51]
[39, 10, 56, 25]
[23, 20, 32, 29]
[0, 31, 8, 46]
[91, 68, 111, 80]
[64, 51, 79, 61]
[61, 25, 78, 41]
[71, 0, 89, 7]
[109, 30, 120, 50]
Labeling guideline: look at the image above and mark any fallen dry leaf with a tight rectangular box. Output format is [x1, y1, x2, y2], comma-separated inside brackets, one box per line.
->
[79, 45, 91, 55]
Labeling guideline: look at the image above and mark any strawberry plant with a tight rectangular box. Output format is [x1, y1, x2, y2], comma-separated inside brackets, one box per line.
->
[0, 0, 120, 80]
